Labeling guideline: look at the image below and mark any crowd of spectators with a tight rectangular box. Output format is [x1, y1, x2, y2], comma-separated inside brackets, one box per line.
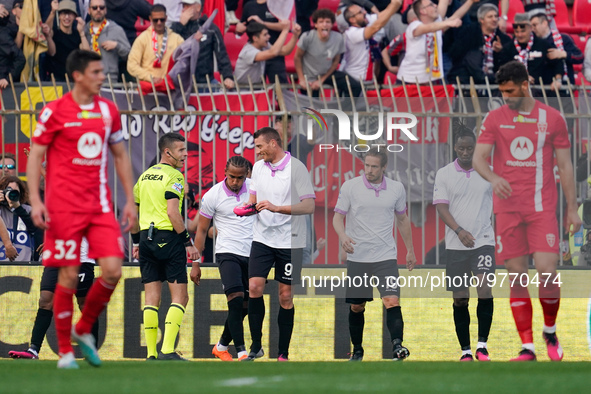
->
[0, 0, 590, 92]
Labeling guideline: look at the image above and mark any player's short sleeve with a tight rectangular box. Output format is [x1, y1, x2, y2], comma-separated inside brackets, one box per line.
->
[294, 161, 315, 201]
[249, 162, 260, 195]
[199, 188, 215, 219]
[32, 104, 59, 146]
[394, 183, 407, 214]
[108, 102, 124, 145]
[550, 113, 570, 149]
[165, 173, 184, 200]
[432, 168, 449, 205]
[477, 112, 497, 145]
[334, 181, 351, 215]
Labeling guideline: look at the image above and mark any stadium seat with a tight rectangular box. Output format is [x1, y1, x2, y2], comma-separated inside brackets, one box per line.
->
[574, 0, 591, 27]
[223, 31, 249, 70]
[572, 34, 588, 55]
[317, 0, 340, 12]
[505, 0, 525, 34]
[553, 0, 570, 28]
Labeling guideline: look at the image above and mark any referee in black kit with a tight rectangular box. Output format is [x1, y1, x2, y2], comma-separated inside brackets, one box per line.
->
[131, 133, 200, 361]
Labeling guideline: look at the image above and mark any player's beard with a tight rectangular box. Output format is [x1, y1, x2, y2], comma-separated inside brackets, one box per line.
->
[506, 96, 524, 110]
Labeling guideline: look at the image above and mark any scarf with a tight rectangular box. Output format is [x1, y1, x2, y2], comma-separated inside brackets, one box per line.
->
[514, 33, 534, 70]
[551, 29, 567, 76]
[483, 33, 495, 74]
[90, 19, 107, 55]
[152, 28, 168, 68]
[426, 32, 441, 79]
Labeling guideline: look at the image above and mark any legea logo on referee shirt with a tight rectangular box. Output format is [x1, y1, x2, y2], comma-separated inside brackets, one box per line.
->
[77, 132, 102, 159]
[303, 108, 418, 153]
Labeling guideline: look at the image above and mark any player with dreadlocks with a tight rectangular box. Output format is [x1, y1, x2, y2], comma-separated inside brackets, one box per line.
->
[189, 155, 254, 361]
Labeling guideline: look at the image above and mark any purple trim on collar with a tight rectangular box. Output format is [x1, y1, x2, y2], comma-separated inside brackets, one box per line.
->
[362, 174, 387, 197]
[264, 152, 291, 177]
[199, 211, 213, 219]
[433, 199, 450, 205]
[395, 207, 407, 215]
[453, 159, 474, 178]
[299, 194, 316, 201]
[334, 208, 348, 215]
[221, 178, 247, 201]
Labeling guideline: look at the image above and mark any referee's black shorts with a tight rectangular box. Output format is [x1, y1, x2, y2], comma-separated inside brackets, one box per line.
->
[139, 229, 188, 284]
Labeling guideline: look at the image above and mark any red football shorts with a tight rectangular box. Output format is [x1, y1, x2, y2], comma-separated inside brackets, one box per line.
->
[495, 210, 559, 261]
[42, 211, 124, 267]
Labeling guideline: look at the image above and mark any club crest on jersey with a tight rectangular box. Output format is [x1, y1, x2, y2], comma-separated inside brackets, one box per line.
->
[537, 122, 548, 134]
[510, 136, 534, 160]
[77, 132, 103, 159]
[546, 233, 556, 248]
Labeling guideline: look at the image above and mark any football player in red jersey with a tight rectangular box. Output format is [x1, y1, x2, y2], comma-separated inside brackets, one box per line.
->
[26, 49, 137, 369]
[473, 61, 581, 362]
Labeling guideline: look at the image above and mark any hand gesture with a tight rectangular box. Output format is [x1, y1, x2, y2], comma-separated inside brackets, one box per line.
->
[180, 6, 195, 25]
[76, 17, 85, 34]
[547, 48, 566, 60]
[255, 199, 278, 212]
[0, 5, 9, 18]
[132, 245, 139, 259]
[278, 19, 291, 30]
[248, 15, 264, 24]
[339, 235, 356, 254]
[223, 78, 235, 89]
[292, 23, 302, 36]
[41, 23, 52, 38]
[186, 245, 200, 261]
[101, 40, 118, 51]
[51, 0, 59, 13]
[0, 78, 8, 90]
[493, 35, 503, 52]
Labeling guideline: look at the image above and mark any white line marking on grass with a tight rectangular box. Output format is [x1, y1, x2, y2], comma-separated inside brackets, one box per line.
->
[219, 376, 285, 387]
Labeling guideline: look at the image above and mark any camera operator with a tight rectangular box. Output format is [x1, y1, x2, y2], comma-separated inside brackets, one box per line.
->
[0, 176, 37, 261]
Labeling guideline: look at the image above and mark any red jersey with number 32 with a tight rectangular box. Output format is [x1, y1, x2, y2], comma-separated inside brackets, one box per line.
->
[32, 93, 124, 214]
[478, 100, 569, 214]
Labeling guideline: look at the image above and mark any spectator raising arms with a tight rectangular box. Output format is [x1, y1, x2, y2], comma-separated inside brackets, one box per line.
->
[45, 0, 90, 81]
[235, 20, 300, 84]
[171, 0, 235, 89]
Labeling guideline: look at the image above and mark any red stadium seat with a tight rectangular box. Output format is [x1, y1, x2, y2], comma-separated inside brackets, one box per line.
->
[574, 0, 591, 27]
[571, 34, 588, 55]
[553, 0, 570, 28]
[507, 0, 525, 23]
[223, 31, 249, 70]
[317, 0, 340, 12]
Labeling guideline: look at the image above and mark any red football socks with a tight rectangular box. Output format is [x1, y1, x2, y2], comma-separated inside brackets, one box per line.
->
[539, 282, 560, 328]
[510, 285, 533, 344]
[54, 284, 76, 354]
[75, 277, 116, 335]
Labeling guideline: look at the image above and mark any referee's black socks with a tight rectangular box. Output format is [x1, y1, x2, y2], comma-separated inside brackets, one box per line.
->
[278, 306, 295, 357]
[349, 308, 365, 348]
[477, 298, 494, 343]
[248, 296, 265, 352]
[386, 306, 404, 343]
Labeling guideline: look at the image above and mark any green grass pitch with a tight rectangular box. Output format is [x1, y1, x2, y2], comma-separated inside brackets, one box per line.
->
[2, 360, 591, 393]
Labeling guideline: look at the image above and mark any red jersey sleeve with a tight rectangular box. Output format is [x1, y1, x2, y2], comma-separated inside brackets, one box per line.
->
[32, 103, 60, 146]
[550, 113, 570, 149]
[107, 101, 124, 145]
[477, 112, 497, 145]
